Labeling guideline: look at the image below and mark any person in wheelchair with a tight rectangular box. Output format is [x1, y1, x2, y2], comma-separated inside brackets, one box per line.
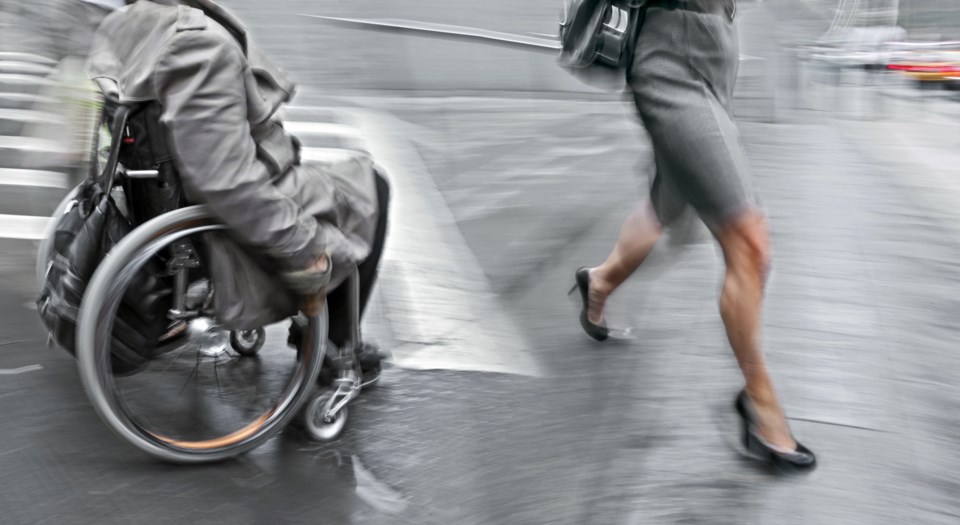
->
[86, 0, 388, 380]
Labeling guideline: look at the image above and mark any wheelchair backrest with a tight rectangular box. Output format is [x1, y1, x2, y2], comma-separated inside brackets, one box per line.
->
[96, 79, 184, 227]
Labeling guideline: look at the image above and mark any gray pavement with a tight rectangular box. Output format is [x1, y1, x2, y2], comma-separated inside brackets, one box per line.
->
[2, 0, 960, 524]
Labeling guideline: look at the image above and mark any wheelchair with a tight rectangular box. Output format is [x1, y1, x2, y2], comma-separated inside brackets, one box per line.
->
[38, 80, 374, 463]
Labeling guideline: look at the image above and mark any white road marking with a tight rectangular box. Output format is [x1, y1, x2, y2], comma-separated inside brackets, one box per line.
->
[0, 215, 49, 240]
[301, 147, 368, 164]
[0, 364, 43, 375]
[0, 169, 68, 188]
[0, 92, 55, 106]
[300, 15, 562, 51]
[0, 61, 54, 76]
[0, 135, 68, 153]
[0, 108, 62, 125]
[341, 108, 542, 377]
[284, 121, 364, 138]
[0, 52, 57, 65]
[0, 73, 57, 88]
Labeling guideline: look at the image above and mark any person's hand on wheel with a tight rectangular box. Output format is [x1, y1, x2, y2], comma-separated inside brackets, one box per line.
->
[280, 253, 332, 316]
[308, 254, 330, 274]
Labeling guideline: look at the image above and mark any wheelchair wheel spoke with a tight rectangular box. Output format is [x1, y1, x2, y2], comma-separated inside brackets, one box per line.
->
[177, 352, 202, 396]
[213, 354, 225, 401]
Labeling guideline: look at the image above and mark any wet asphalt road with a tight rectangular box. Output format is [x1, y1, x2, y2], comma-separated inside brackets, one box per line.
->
[3, 1, 960, 524]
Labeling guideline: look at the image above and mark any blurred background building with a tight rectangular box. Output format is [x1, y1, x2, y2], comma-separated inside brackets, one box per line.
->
[800, 0, 960, 38]
[899, 0, 960, 39]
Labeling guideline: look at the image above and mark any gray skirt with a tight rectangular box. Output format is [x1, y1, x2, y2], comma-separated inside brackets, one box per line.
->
[628, 0, 756, 230]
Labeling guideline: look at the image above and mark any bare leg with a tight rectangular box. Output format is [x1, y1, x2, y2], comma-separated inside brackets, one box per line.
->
[713, 211, 795, 450]
[589, 200, 663, 324]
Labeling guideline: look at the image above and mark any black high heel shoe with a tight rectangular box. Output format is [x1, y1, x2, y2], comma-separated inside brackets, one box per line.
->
[735, 390, 817, 472]
[568, 267, 609, 342]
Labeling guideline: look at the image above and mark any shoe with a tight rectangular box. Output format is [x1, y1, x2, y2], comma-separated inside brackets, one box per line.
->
[568, 267, 609, 341]
[356, 342, 385, 385]
[355, 342, 386, 373]
[322, 341, 384, 386]
[157, 320, 188, 345]
[287, 315, 387, 377]
[735, 390, 817, 472]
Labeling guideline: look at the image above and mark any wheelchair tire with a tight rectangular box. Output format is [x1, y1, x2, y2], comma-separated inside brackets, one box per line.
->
[36, 185, 80, 293]
[76, 205, 327, 464]
[230, 328, 266, 357]
[297, 389, 348, 442]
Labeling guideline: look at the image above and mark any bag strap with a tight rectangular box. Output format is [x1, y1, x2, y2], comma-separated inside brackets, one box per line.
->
[99, 104, 132, 191]
[621, 3, 648, 69]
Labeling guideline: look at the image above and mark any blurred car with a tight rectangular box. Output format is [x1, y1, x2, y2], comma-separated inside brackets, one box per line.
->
[886, 43, 960, 90]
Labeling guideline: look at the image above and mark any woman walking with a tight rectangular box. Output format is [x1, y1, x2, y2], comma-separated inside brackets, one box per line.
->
[571, 0, 816, 471]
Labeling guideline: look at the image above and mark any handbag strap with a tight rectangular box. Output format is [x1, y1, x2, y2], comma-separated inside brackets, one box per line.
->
[622, 2, 648, 69]
[98, 104, 131, 191]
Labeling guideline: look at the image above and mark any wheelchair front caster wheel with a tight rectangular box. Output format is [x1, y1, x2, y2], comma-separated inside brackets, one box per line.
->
[299, 391, 348, 442]
[230, 328, 265, 357]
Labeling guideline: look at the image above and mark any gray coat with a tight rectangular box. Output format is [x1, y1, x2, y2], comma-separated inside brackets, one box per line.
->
[87, 0, 380, 328]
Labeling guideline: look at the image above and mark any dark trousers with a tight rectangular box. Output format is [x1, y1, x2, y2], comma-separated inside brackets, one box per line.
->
[326, 172, 390, 347]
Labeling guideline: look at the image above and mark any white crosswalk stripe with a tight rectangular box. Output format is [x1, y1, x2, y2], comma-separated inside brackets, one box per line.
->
[0, 52, 57, 65]
[0, 61, 55, 76]
[0, 108, 63, 125]
[284, 121, 365, 138]
[0, 135, 67, 153]
[0, 168, 69, 188]
[0, 92, 55, 107]
[0, 50, 68, 241]
[300, 147, 366, 163]
[0, 74, 56, 89]
[0, 214, 51, 240]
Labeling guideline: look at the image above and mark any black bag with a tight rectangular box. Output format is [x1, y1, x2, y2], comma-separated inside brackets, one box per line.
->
[558, 0, 646, 91]
[36, 179, 174, 373]
[37, 105, 174, 374]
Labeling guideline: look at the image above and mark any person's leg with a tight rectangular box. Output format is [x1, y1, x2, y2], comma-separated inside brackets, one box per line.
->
[711, 210, 794, 450]
[587, 200, 662, 325]
[355, 172, 391, 317]
[326, 172, 390, 348]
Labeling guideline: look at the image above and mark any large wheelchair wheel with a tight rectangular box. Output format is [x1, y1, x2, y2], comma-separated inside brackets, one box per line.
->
[76, 206, 326, 463]
[36, 185, 80, 293]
